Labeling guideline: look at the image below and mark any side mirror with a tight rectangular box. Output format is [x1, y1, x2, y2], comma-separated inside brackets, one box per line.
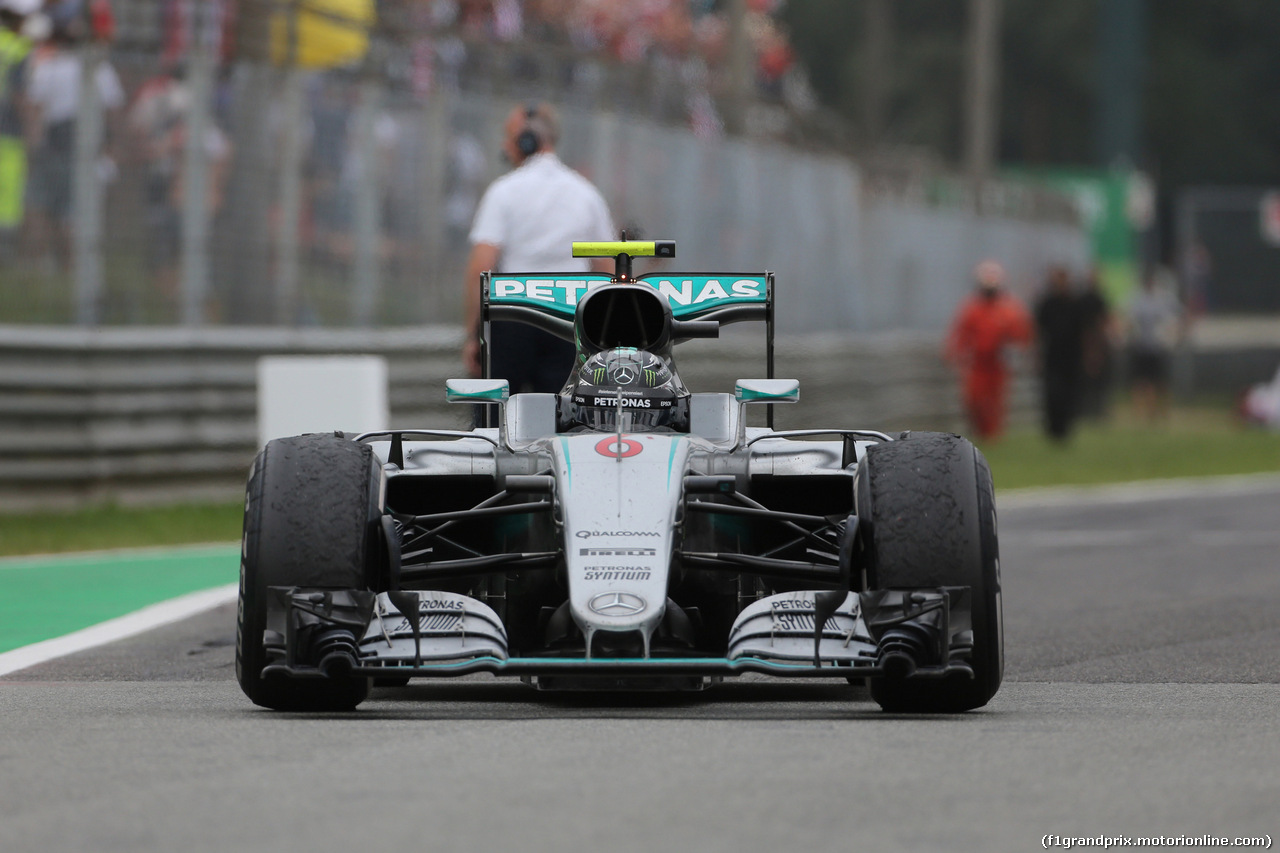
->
[445, 378, 510, 403]
[734, 379, 799, 404]
[733, 379, 799, 448]
[446, 379, 511, 450]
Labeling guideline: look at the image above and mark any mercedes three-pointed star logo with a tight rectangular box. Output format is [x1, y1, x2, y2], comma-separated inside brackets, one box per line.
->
[588, 592, 647, 616]
[608, 365, 638, 385]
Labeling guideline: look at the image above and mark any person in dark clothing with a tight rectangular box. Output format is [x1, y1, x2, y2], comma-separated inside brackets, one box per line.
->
[1035, 266, 1084, 441]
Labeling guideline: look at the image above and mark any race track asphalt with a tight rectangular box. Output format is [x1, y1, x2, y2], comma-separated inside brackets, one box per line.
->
[2, 476, 1278, 853]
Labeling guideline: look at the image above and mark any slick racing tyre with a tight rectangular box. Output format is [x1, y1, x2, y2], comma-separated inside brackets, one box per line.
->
[855, 432, 1002, 713]
[236, 434, 382, 711]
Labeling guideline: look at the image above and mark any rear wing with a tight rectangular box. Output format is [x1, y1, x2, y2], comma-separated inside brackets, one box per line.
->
[479, 271, 776, 380]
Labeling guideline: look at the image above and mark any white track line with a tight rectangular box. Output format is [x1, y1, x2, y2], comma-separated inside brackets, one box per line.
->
[998, 472, 1280, 509]
[0, 582, 238, 677]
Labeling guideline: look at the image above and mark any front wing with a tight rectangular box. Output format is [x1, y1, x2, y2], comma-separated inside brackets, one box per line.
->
[258, 586, 975, 689]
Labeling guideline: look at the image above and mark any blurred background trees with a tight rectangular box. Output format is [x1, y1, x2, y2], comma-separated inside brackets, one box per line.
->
[782, 0, 1280, 203]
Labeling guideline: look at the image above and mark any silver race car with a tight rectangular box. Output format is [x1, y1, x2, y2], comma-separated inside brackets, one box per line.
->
[236, 240, 1003, 713]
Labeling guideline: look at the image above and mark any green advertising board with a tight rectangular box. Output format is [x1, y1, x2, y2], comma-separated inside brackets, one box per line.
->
[1014, 167, 1151, 307]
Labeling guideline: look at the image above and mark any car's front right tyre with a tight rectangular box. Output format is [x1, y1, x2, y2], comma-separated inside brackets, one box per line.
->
[236, 434, 381, 711]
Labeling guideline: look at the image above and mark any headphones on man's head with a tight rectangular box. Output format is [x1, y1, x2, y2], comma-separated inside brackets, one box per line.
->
[515, 102, 542, 159]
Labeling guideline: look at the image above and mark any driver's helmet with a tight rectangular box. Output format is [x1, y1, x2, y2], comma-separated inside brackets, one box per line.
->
[564, 347, 689, 432]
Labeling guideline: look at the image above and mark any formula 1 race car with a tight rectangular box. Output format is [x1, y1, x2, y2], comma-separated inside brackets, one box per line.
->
[236, 240, 1003, 713]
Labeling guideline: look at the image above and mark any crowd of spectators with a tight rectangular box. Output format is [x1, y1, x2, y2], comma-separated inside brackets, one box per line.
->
[402, 0, 796, 85]
[374, 0, 811, 137]
[1, 0, 235, 309]
[1, 0, 126, 270]
[1, 0, 811, 321]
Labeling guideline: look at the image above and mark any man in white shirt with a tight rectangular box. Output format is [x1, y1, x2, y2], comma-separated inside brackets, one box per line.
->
[462, 101, 615, 392]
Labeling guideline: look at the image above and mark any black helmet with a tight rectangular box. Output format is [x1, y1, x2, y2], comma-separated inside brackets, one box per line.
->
[562, 347, 689, 432]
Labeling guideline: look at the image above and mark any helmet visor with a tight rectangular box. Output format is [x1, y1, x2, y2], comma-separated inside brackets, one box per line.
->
[575, 404, 677, 432]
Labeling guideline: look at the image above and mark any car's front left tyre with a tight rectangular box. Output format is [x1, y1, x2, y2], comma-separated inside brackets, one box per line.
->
[855, 431, 1003, 713]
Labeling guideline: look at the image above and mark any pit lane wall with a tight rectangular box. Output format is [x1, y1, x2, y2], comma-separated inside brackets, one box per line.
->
[0, 324, 1023, 511]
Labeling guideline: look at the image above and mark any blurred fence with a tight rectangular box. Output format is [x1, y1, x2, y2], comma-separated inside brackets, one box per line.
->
[1176, 186, 1280, 314]
[1, 2, 1088, 334]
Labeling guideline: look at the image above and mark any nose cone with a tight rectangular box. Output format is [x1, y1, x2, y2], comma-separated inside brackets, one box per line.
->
[554, 433, 692, 658]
